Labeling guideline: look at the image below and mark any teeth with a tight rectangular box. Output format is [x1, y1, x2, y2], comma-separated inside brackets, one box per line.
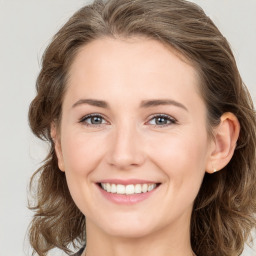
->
[135, 184, 142, 194]
[111, 184, 117, 193]
[126, 184, 134, 195]
[148, 184, 156, 192]
[101, 183, 157, 195]
[102, 183, 107, 190]
[116, 184, 125, 194]
[106, 183, 111, 192]
[142, 184, 148, 193]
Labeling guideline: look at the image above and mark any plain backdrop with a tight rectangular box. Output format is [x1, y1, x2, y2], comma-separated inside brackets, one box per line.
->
[0, 1, 255, 255]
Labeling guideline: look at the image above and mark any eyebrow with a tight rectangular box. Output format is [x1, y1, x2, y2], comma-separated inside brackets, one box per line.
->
[72, 98, 188, 111]
[140, 99, 188, 111]
[72, 99, 109, 109]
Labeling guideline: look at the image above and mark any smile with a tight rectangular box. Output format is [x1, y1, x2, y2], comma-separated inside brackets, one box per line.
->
[100, 183, 157, 195]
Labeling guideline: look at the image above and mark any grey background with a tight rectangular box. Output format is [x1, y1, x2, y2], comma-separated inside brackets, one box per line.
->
[0, 0, 255, 255]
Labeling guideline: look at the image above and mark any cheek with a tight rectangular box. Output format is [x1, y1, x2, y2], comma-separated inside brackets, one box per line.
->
[59, 131, 107, 213]
[61, 131, 105, 176]
[149, 130, 208, 188]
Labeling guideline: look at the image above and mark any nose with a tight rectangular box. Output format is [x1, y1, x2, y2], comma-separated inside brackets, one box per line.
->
[106, 123, 146, 170]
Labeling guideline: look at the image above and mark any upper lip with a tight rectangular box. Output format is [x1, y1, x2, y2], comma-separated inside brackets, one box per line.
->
[97, 179, 159, 185]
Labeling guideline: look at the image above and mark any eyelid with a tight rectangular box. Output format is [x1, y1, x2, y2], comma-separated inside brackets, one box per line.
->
[78, 113, 177, 127]
[79, 113, 109, 126]
[146, 113, 177, 126]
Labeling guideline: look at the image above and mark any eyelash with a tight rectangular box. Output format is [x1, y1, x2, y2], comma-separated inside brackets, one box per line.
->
[79, 113, 177, 127]
[146, 114, 177, 127]
[79, 114, 107, 127]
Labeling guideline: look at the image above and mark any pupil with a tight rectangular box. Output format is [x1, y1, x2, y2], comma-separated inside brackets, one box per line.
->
[156, 117, 167, 125]
[92, 116, 102, 124]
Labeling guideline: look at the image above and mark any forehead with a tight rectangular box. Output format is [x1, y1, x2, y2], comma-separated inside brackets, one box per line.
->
[66, 37, 203, 108]
[69, 36, 196, 77]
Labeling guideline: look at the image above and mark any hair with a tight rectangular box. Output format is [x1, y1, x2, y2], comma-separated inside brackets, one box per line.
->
[28, 0, 256, 255]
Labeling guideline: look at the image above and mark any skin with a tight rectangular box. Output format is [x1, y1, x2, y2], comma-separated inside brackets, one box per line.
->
[52, 37, 240, 256]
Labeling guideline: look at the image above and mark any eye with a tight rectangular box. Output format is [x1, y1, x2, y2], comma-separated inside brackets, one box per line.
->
[147, 114, 176, 127]
[79, 114, 108, 126]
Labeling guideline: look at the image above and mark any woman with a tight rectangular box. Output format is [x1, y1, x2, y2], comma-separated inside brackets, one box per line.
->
[28, 0, 256, 256]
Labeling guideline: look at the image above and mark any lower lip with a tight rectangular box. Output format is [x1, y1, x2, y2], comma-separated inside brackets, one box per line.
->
[98, 185, 158, 205]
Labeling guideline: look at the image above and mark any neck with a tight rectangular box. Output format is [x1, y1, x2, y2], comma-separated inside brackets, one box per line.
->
[84, 217, 194, 256]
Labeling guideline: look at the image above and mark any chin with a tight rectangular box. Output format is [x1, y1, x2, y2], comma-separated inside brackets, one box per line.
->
[94, 213, 161, 239]
[103, 224, 155, 239]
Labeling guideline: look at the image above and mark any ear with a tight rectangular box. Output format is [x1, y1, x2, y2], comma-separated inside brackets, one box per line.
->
[206, 112, 240, 174]
[51, 122, 65, 172]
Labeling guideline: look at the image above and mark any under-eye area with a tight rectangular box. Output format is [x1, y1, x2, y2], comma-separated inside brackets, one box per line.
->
[98, 183, 161, 195]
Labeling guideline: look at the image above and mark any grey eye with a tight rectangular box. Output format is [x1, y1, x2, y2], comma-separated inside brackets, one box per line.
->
[148, 115, 176, 126]
[154, 116, 170, 125]
[80, 114, 107, 126]
[88, 116, 104, 124]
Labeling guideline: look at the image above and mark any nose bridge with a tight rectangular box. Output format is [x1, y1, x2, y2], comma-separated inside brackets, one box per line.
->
[107, 120, 145, 169]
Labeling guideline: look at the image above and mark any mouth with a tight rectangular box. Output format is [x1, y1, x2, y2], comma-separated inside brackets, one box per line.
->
[99, 182, 159, 195]
[96, 179, 161, 204]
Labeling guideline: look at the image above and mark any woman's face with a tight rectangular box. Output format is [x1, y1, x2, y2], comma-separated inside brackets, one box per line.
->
[55, 37, 214, 238]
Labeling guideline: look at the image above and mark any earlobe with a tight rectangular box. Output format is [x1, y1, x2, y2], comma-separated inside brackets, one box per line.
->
[206, 112, 240, 174]
[51, 122, 65, 172]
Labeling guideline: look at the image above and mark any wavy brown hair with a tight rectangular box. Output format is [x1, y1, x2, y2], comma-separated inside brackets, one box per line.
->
[28, 0, 256, 255]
